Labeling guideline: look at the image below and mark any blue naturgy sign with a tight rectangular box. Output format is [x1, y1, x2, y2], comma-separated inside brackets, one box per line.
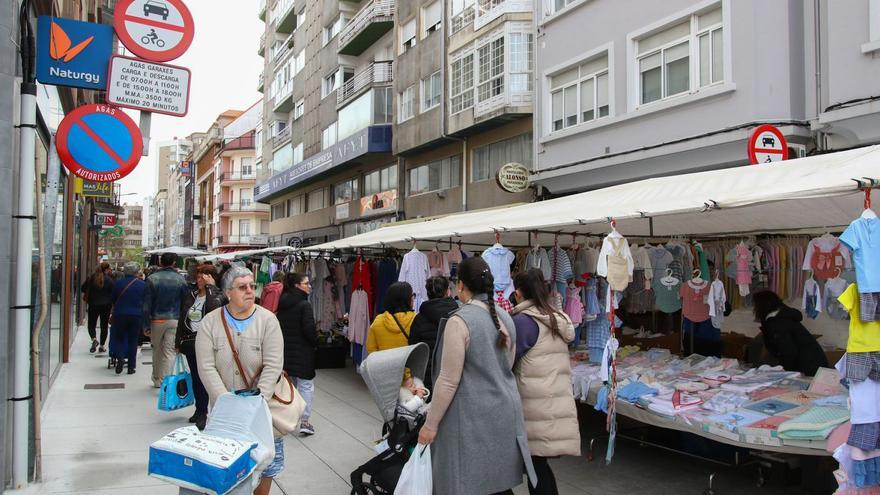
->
[36, 16, 113, 91]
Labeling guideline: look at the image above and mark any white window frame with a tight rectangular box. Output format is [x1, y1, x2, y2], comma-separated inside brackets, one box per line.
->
[865, 0, 880, 53]
[399, 85, 417, 123]
[548, 51, 610, 133]
[421, 71, 442, 111]
[334, 177, 359, 205]
[293, 142, 303, 165]
[322, 122, 338, 150]
[306, 188, 327, 212]
[294, 98, 304, 120]
[288, 195, 304, 216]
[626, 0, 730, 111]
[476, 34, 504, 104]
[449, 49, 475, 114]
[322, 67, 352, 99]
[400, 18, 417, 54]
[363, 164, 398, 196]
[422, 1, 442, 38]
[323, 14, 348, 46]
[238, 219, 251, 236]
[408, 156, 461, 196]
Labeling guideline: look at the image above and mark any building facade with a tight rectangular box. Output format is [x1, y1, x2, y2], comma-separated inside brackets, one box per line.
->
[532, 0, 880, 194]
[159, 138, 193, 247]
[101, 204, 143, 267]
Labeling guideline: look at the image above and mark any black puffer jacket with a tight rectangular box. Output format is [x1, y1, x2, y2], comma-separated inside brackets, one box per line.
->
[760, 305, 828, 377]
[175, 284, 226, 353]
[276, 288, 317, 379]
[409, 297, 459, 387]
[83, 273, 115, 307]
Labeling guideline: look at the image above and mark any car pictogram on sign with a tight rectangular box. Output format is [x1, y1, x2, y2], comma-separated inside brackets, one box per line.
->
[143, 0, 169, 20]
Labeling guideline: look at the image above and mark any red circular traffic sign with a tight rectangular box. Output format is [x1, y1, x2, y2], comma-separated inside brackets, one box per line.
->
[56, 104, 143, 182]
[114, 0, 194, 62]
[747, 124, 789, 165]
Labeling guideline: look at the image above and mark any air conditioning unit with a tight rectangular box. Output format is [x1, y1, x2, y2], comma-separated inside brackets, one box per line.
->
[787, 144, 807, 159]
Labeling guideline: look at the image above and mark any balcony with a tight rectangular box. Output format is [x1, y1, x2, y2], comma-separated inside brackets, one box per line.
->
[257, 73, 264, 93]
[338, 0, 394, 56]
[272, 80, 294, 112]
[258, 0, 267, 20]
[271, 125, 291, 149]
[219, 169, 257, 182]
[216, 234, 270, 246]
[219, 202, 270, 214]
[450, 5, 475, 35]
[258, 33, 266, 57]
[273, 0, 296, 33]
[220, 132, 256, 153]
[337, 61, 393, 108]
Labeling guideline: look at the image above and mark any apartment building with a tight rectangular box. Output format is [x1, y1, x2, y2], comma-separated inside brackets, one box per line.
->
[102, 204, 143, 266]
[532, 0, 880, 194]
[156, 138, 193, 247]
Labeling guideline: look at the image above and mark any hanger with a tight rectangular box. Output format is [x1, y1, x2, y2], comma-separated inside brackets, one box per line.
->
[492, 230, 503, 249]
[607, 218, 622, 239]
[661, 268, 679, 288]
[862, 187, 877, 219]
[691, 269, 704, 284]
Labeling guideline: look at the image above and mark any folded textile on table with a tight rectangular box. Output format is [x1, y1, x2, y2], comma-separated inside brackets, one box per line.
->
[814, 394, 850, 408]
[617, 381, 659, 403]
[853, 457, 880, 488]
[646, 391, 704, 417]
[701, 390, 751, 413]
[743, 398, 801, 416]
[778, 407, 850, 440]
[706, 409, 769, 433]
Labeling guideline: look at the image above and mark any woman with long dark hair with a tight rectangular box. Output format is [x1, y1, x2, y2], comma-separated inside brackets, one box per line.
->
[82, 262, 115, 353]
[511, 269, 580, 495]
[409, 276, 458, 389]
[276, 271, 318, 436]
[752, 290, 827, 376]
[419, 257, 534, 495]
[366, 282, 416, 353]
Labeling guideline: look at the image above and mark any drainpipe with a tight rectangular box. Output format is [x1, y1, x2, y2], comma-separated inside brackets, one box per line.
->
[814, 0, 825, 151]
[438, 6, 467, 212]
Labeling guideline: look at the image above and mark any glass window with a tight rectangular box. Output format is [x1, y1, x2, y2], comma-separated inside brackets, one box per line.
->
[399, 85, 416, 122]
[639, 52, 662, 104]
[549, 53, 609, 132]
[554, 0, 578, 12]
[322, 122, 338, 150]
[664, 41, 690, 97]
[509, 32, 533, 92]
[422, 1, 442, 37]
[323, 15, 347, 46]
[477, 37, 504, 102]
[306, 188, 326, 212]
[239, 219, 251, 236]
[293, 142, 303, 165]
[408, 156, 461, 195]
[334, 178, 358, 204]
[400, 18, 417, 53]
[288, 195, 304, 215]
[450, 52, 474, 114]
[241, 157, 254, 176]
[422, 71, 442, 111]
[472, 133, 532, 182]
[364, 164, 398, 196]
[294, 98, 304, 120]
[271, 202, 287, 220]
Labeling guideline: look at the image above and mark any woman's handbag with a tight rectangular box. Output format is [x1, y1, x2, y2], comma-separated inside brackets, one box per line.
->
[221, 315, 306, 436]
[157, 354, 195, 411]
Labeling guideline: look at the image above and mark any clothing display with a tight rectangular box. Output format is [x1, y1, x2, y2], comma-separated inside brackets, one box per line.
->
[841, 216, 880, 293]
[708, 279, 727, 329]
[802, 278, 823, 320]
[839, 285, 880, 353]
[597, 234, 633, 291]
[399, 248, 430, 311]
[654, 275, 682, 314]
[447, 246, 463, 280]
[428, 247, 449, 277]
[803, 234, 852, 279]
[735, 243, 753, 295]
[549, 245, 574, 284]
[680, 280, 710, 323]
[525, 246, 552, 281]
[482, 244, 516, 299]
[860, 293, 880, 322]
[348, 289, 370, 346]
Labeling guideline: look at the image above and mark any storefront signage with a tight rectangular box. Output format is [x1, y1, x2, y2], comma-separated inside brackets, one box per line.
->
[36, 16, 113, 91]
[113, 0, 195, 62]
[255, 125, 392, 202]
[106, 55, 191, 116]
[747, 125, 789, 165]
[495, 162, 530, 193]
[179, 160, 192, 176]
[80, 180, 113, 198]
[55, 104, 143, 182]
[94, 212, 117, 228]
[360, 189, 398, 217]
[336, 203, 350, 221]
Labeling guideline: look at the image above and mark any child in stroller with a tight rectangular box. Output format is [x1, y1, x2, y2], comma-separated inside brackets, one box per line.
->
[351, 343, 431, 495]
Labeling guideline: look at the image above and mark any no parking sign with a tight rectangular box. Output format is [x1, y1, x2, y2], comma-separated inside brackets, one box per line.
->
[113, 0, 194, 62]
[56, 104, 143, 182]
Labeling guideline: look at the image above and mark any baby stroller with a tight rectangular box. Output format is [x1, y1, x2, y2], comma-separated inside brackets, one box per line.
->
[351, 343, 430, 495]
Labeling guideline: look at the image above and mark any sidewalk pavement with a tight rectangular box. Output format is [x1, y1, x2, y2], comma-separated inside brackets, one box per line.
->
[9, 326, 787, 495]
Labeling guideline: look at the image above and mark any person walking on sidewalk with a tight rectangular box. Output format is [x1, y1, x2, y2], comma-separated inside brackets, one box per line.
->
[510, 269, 580, 495]
[110, 262, 147, 375]
[82, 262, 115, 354]
[409, 276, 458, 390]
[143, 252, 188, 388]
[175, 263, 226, 430]
[196, 266, 284, 495]
[276, 272, 318, 436]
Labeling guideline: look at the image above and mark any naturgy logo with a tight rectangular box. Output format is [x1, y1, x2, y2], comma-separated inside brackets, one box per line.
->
[48, 21, 101, 84]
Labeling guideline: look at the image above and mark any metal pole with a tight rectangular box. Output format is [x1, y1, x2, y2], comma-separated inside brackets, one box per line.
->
[12, 81, 37, 489]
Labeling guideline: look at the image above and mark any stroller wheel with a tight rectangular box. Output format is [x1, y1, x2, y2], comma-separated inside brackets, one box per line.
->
[108, 358, 115, 369]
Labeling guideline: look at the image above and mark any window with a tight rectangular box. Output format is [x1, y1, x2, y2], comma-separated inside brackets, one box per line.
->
[294, 98, 304, 120]
[400, 18, 417, 54]
[293, 142, 303, 165]
[363, 164, 398, 196]
[334, 178, 359, 204]
[322, 67, 353, 98]
[636, 5, 723, 105]
[450, 52, 474, 113]
[472, 133, 533, 182]
[477, 37, 504, 102]
[408, 156, 461, 195]
[422, 2, 442, 38]
[322, 122, 338, 150]
[271, 202, 286, 221]
[293, 50, 305, 76]
[399, 85, 416, 122]
[288, 195, 304, 216]
[239, 188, 253, 206]
[323, 15, 348, 46]
[421, 72, 441, 111]
[240, 156, 254, 176]
[553, 0, 579, 13]
[239, 219, 251, 236]
[509, 32, 533, 92]
[550, 54, 609, 132]
[306, 188, 326, 212]
[451, 0, 475, 16]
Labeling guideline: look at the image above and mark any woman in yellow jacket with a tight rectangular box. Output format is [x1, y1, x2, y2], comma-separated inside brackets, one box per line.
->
[367, 282, 417, 353]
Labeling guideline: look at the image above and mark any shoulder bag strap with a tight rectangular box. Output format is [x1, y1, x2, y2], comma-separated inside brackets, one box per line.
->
[117, 278, 137, 301]
[389, 312, 410, 340]
[220, 310, 254, 389]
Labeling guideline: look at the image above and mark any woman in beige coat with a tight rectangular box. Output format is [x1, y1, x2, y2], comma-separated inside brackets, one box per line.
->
[196, 266, 284, 495]
[510, 269, 580, 495]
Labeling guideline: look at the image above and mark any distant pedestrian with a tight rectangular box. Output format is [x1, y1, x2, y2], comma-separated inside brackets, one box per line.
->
[276, 272, 317, 436]
[110, 262, 147, 375]
[196, 266, 284, 495]
[409, 276, 458, 390]
[82, 262, 114, 354]
[175, 263, 226, 430]
[144, 252, 188, 388]
[511, 269, 580, 495]
[367, 282, 416, 354]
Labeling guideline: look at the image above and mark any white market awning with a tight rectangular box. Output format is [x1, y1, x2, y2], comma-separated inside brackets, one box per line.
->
[303, 145, 880, 251]
[144, 246, 209, 256]
[194, 246, 299, 262]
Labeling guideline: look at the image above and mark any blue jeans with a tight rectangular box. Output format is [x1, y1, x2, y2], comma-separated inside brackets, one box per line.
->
[110, 315, 141, 370]
[293, 377, 314, 421]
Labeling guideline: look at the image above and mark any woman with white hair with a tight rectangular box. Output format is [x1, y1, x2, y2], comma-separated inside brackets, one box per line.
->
[110, 262, 148, 375]
[195, 266, 285, 495]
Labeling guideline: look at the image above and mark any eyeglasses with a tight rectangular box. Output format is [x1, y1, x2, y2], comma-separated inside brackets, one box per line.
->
[235, 283, 257, 292]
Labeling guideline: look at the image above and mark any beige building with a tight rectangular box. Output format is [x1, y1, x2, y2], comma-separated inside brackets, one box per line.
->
[156, 138, 193, 247]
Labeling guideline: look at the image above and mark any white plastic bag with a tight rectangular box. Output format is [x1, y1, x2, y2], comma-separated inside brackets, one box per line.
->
[394, 445, 432, 495]
[205, 393, 275, 474]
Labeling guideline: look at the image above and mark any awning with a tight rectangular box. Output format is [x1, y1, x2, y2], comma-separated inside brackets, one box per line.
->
[303, 145, 880, 251]
[194, 246, 298, 262]
[144, 246, 209, 256]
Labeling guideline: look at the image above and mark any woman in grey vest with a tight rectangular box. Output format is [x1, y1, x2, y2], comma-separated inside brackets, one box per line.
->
[418, 257, 536, 494]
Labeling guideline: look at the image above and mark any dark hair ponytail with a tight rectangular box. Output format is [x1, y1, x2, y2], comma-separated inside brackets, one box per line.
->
[458, 257, 508, 350]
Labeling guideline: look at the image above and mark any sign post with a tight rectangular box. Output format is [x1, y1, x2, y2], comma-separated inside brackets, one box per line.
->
[747, 125, 789, 164]
[55, 104, 143, 182]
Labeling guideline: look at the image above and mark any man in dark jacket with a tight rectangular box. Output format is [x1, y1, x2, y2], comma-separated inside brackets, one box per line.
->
[409, 276, 459, 390]
[276, 272, 318, 435]
[753, 290, 828, 376]
[143, 252, 188, 388]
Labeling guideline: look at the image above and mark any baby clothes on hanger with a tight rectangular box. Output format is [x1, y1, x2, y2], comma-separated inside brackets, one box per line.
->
[802, 278, 822, 320]
[803, 234, 852, 280]
[735, 243, 753, 296]
[428, 247, 449, 277]
[839, 284, 880, 353]
[825, 276, 851, 320]
[708, 278, 727, 329]
[654, 272, 682, 314]
[447, 245, 463, 280]
[482, 244, 516, 300]
[597, 235, 634, 292]
[841, 216, 880, 322]
[564, 283, 585, 326]
[631, 244, 654, 289]
[526, 246, 552, 281]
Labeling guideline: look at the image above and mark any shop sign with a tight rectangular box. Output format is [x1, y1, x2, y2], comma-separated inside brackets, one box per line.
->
[80, 180, 113, 199]
[179, 160, 192, 176]
[94, 212, 117, 228]
[747, 125, 789, 164]
[106, 55, 191, 117]
[496, 162, 530, 193]
[36, 16, 114, 91]
[113, 0, 195, 62]
[336, 203, 350, 221]
[360, 189, 398, 217]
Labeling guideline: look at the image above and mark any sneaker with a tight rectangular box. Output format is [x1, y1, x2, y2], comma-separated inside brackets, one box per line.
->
[299, 421, 315, 436]
[115, 359, 124, 375]
[196, 416, 206, 431]
[89, 340, 98, 353]
[98, 346, 106, 353]
[188, 413, 199, 424]
[127, 368, 136, 375]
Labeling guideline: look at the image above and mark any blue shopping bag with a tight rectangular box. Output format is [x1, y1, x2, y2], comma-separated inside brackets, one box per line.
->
[158, 354, 195, 411]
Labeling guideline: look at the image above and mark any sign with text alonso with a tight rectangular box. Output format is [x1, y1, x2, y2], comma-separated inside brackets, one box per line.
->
[255, 125, 391, 202]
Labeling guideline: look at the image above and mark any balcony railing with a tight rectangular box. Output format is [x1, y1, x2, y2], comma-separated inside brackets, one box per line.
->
[273, 79, 294, 112]
[338, 0, 394, 56]
[271, 126, 291, 148]
[271, 0, 296, 33]
[216, 234, 270, 245]
[219, 169, 257, 181]
[258, 33, 266, 56]
[257, 72, 264, 92]
[219, 202, 270, 213]
[337, 61, 393, 108]
[450, 6, 475, 35]
[220, 132, 256, 152]
[258, 0, 267, 20]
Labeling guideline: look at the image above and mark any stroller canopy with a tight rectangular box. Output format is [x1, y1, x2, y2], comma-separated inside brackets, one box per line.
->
[361, 343, 430, 423]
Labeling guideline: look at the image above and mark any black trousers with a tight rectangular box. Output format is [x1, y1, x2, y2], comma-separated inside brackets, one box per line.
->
[180, 341, 208, 416]
[528, 456, 558, 495]
[87, 304, 111, 345]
